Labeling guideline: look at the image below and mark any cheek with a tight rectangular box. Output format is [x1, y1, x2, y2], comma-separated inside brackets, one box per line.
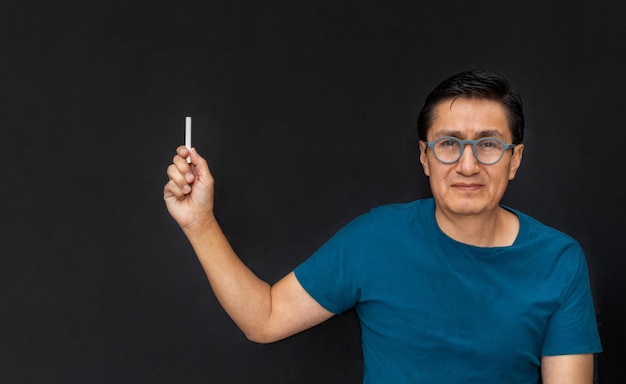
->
[425, 166, 450, 195]
[488, 170, 513, 194]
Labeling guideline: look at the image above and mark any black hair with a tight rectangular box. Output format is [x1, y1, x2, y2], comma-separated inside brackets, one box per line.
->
[416, 69, 524, 144]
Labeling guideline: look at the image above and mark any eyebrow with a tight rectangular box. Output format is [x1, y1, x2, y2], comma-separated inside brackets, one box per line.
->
[433, 129, 506, 140]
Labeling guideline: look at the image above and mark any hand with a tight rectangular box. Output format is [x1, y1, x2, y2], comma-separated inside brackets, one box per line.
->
[163, 146, 216, 230]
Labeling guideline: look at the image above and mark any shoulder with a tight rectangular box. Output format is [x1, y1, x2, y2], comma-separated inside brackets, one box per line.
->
[366, 198, 434, 222]
[508, 207, 581, 248]
[508, 208, 587, 273]
[333, 198, 434, 243]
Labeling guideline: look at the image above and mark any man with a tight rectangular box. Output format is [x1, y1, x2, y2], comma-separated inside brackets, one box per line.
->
[164, 69, 602, 383]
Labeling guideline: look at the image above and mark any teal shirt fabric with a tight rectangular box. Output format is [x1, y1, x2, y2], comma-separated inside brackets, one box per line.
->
[294, 198, 602, 383]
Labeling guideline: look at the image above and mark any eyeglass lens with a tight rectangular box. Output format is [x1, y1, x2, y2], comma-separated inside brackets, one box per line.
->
[432, 137, 506, 164]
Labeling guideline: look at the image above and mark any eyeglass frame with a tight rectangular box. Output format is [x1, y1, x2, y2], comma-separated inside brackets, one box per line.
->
[423, 136, 517, 165]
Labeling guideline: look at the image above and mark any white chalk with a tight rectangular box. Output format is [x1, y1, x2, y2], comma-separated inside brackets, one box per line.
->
[185, 116, 192, 163]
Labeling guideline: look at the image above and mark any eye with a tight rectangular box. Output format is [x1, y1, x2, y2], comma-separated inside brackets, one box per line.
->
[437, 138, 459, 147]
[477, 138, 503, 150]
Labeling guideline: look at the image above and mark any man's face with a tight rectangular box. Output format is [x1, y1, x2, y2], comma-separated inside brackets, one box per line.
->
[419, 97, 524, 218]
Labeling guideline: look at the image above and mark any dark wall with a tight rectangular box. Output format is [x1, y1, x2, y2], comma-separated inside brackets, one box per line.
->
[2, 1, 624, 383]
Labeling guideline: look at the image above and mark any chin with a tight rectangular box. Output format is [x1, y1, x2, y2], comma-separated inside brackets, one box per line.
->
[450, 206, 484, 216]
[445, 199, 491, 217]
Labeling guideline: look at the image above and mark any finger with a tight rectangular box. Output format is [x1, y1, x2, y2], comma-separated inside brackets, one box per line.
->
[163, 178, 188, 201]
[166, 164, 192, 195]
[172, 153, 195, 184]
[174, 145, 195, 175]
[176, 145, 190, 159]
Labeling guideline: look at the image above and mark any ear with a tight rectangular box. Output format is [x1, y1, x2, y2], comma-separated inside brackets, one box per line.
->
[508, 144, 524, 180]
[419, 141, 430, 176]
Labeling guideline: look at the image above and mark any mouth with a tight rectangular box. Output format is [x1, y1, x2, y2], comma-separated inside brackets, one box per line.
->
[451, 183, 483, 191]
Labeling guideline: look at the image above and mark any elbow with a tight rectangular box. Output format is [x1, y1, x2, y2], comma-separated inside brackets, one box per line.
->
[244, 332, 276, 344]
[244, 333, 273, 344]
[242, 327, 285, 344]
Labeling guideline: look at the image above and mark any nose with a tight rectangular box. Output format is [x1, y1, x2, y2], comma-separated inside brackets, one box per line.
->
[455, 144, 480, 175]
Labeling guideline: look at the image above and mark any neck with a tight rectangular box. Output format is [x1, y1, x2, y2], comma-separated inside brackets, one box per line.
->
[434, 206, 519, 247]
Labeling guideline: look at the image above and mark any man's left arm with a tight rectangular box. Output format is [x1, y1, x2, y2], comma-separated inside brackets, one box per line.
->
[541, 354, 594, 384]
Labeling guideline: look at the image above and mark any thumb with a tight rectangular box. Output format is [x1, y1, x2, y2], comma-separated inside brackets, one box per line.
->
[189, 147, 214, 182]
[189, 147, 204, 169]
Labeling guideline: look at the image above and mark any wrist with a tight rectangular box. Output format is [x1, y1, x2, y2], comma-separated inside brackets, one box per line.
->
[182, 213, 220, 237]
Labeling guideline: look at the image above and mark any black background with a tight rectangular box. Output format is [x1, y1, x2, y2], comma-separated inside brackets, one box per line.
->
[2, 1, 625, 383]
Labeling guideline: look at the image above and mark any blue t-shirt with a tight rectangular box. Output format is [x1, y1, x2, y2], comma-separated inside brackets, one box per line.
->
[294, 198, 602, 383]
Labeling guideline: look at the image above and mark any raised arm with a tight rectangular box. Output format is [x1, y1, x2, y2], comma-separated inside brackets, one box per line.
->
[164, 146, 334, 343]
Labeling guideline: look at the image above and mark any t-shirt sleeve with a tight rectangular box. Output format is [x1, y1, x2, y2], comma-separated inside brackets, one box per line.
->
[294, 213, 374, 315]
[541, 244, 602, 355]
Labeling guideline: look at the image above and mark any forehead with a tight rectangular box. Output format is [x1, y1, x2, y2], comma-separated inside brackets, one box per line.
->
[429, 97, 511, 140]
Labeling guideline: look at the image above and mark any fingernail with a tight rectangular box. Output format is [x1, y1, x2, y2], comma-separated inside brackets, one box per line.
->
[185, 173, 194, 183]
[183, 185, 191, 194]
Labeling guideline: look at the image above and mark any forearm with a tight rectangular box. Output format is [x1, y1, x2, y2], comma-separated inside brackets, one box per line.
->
[182, 217, 272, 340]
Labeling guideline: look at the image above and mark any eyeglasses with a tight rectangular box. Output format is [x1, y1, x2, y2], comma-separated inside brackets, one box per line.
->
[424, 136, 516, 165]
